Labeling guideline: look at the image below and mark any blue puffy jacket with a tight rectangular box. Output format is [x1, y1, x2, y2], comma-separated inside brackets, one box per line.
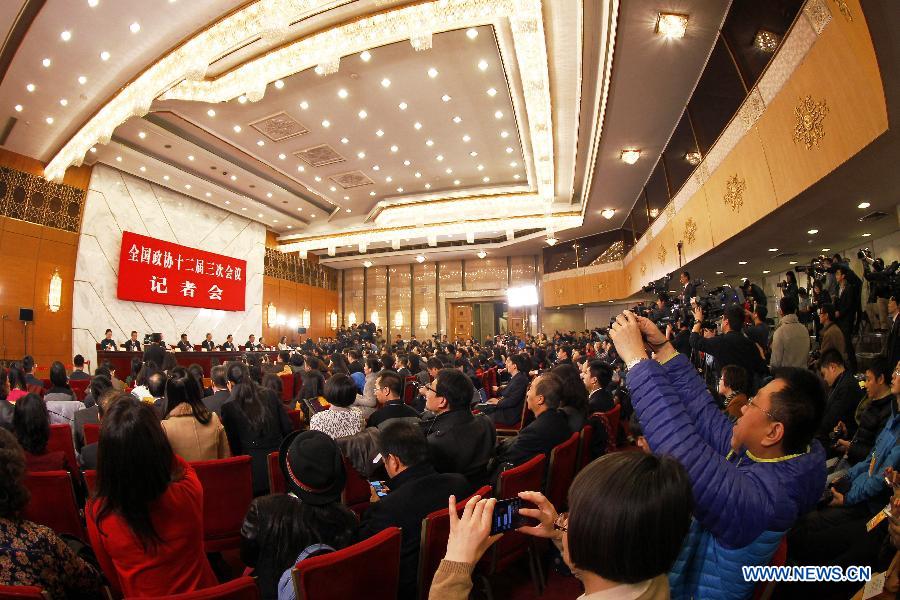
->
[844, 399, 900, 509]
[627, 354, 826, 600]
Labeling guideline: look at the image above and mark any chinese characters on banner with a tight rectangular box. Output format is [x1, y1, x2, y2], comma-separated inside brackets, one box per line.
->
[117, 231, 247, 311]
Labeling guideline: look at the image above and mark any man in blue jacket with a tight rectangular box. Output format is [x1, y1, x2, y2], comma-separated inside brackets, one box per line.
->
[609, 310, 826, 600]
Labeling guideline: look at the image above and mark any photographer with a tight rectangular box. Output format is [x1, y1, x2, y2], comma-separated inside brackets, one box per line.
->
[777, 271, 800, 303]
[770, 296, 810, 369]
[743, 305, 770, 358]
[740, 279, 767, 309]
[689, 304, 767, 384]
[861, 249, 897, 332]
[679, 271, 698, 304]
[887, 294, 899, 367]
[835, 265, 861, 372]
[608, 311, 825, 600]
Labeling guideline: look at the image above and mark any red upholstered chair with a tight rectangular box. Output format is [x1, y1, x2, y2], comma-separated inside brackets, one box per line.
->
[47, 424, 77, 473]
[83, 423, 100, 446]
[83, 470, 97, 495]
[480, 454, 547, 595]
[494, 401, 529, 436]
[279, 373, 294, 403]
[267, 451, 286, 494]
[69, 379, 91, 401]
[577, 425, 594, 471]
[290, 527, 402, 600]
[21, 471, 86, 541]
[0, 585, 48, 599]
[589, 403, 621, 454]
[417, 485, 491, 600]
[40, 379, 52, 390]
[341, 456, 371, 517]
[482, 368, 497, 399]
[25, 384, 44, 397]
[287, 410, 304, 431]
[402, 376, 418, 406]
[123, 576, 259, 600]
[545, 432, 580, 510]
[191, 456, 253, 552]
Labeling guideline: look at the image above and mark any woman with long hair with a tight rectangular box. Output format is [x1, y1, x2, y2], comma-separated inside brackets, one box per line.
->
[551, 363, 589, 433]
[330, 353, 351, 375]
[86, 396, 218, 597]
[161, 374, 230, 462]
[44, 361, 84, 425]
[6, 363, 28, 403]
[13, 393, 71, 471]
[0, 367, 12, 430]
[221, 362, 292, 495]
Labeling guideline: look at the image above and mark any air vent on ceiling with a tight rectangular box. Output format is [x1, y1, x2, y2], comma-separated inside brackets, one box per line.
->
[294, 144, 345, 167]
[775, 252, 798, 258]
[859, 211, 888, 223]
[249, 111, 308, 141]
[331, 170, 374, 189]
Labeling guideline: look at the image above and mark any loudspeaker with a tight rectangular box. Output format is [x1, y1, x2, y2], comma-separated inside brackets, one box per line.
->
[297, 328, 307, 334]
[19, 308, 33, 322]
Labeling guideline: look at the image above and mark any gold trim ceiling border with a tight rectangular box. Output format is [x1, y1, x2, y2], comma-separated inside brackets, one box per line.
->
[44, 0, 353, 181]
[792, 95, 828, 150]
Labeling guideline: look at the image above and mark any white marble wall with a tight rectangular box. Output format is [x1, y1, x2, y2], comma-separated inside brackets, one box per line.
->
[73, 164, 265, 367]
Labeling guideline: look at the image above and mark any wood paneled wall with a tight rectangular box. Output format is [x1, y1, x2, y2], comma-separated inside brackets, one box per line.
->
[261, 275, 338, 344]
[0, 149, 89, 368]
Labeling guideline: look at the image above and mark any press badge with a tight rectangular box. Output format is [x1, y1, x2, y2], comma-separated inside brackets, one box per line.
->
[867, 506, 891, 532]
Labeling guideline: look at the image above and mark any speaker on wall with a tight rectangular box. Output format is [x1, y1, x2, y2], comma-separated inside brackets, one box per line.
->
[19, 308, 33, 322]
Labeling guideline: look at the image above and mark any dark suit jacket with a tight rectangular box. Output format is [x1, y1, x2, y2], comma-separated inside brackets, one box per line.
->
[367, 400, 419, 428]
[496, 409, 570, 470]
[143, 344, 166, 369]
[177, 341, 193, 352]
[25, 374, 42, 387]
[73, 405, 100, 451]
[201, 340, 216, 351]
[886, 314, 900, 368]
[69, 370, 91, 381]
[359, 463, 471, 600]
[587, 388, 615, 414]
[835, 284, 856, 330]
[79, 443, 98, 470]
[492, 371, 528, 425]
[689, 330, 767, 375]
[203, 389, 231, 418]
[424, 409, 496, 488]
[815, 370, 863, 452]
[123, 339, 142, 352]
[221, 342, 236, 351]
[99, 338, 116, 351]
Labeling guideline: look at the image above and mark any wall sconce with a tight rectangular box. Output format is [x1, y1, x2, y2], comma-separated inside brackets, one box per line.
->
[419, 308, 429, 329]
[48, 268, 62, 313]
[266, 302, 277, 326]
[370, 310, 379, 328]
[302, 308, 311, 329]
[394, 310, 403, 328]
[329, 310, 338, 329]
[348, 311, 357, 326]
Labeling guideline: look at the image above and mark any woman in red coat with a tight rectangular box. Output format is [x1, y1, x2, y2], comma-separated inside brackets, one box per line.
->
[86, 393, 218, 597]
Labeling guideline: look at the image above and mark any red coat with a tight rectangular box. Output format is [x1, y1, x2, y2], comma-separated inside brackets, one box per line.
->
[86, 456, 217, 597]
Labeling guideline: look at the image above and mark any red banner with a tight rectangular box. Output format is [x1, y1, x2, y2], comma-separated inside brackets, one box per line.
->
[117, 231, 247, 311]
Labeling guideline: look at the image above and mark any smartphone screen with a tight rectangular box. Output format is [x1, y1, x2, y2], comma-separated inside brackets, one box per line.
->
[490, 498, 525, 535]
[369, 480, 389, 498]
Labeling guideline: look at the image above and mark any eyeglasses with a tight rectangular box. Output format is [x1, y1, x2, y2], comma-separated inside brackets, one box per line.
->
[747, 396, 778, 421]
[553, 512, 568, 534]
[423, 384, 435, 393]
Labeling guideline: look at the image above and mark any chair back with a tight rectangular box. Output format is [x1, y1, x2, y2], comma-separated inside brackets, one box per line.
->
[83, 423, 100, 446]
[417, 485, 491, 600]
[482, 368, 497, 398]
[403, 376, 418, 405]
[267, 451, 286, 494]
[47, 424, 77, 472]
[590, 403, 621, 453]
[69, 379, 91, 401]
[122, 576, 260, 599]
[279, 373, 294, 402]
[546, 432, 580, 510]
[191, 456, 253, 552]
[287, 409, 304, 431]
[84, 469, 97, 495]
[291, 527, 402, 600]
[0, 585, 48, 599]
[25, 384, 44, 397]
[341, 456, 371, 517]
[577, 425, 594, 471]
[495, 400, 529, 435]
[22, 471, 86, 541]
[41, 379, 52, 390]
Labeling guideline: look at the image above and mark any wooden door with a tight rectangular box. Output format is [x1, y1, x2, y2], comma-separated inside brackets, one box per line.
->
[452, 304, 473, 340]
[508, 307, 526, 337]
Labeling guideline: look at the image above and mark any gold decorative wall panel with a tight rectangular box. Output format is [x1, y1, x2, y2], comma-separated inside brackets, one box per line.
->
[792, 95, 828, 149]
[0, 167, 85, 233]
[264, 247, 338, 290]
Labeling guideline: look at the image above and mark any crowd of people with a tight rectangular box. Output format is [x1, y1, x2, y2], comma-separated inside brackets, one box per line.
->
[1, 252, 899, 599]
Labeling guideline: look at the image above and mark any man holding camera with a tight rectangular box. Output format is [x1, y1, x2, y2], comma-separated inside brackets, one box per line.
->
[689, 304, 767, 383]
[835, 265, 860, 372]
[609, 310, 825, 600]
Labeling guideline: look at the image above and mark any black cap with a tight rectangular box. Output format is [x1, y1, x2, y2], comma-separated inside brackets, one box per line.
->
[278, 430, 346, 505]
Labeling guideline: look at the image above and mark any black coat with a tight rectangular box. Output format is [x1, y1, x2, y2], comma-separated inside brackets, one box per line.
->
[203, 389, 231, 418]
[359, 463, 471, 600]
[201, 339, 216, 351]
[587, 388, 614, 414]
[815, 370, 864, 451]
[885, 315, 900, 369]
[221, 389, 293, 495]
[492, 371, 528, 425]
[835, 284, 857, 331]
[423, 409, 496, 488]
[848, 394, 894, 466]
[496, 409, 571, 471]
[689, 330, 767, 375]
[367, 400, 419, 428]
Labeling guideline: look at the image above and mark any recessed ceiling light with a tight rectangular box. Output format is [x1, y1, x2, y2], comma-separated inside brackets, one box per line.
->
[363, 260, 372, 268]
[115, 156, 122, 162]
[470, 151, 478, 157]
[414, 172, 421, 178]
[789, 261, 798, 265]
[862, 233, 871, 237]
[88, 0, 99, 6]
[230, 175, 237, 181]
[738, 261, 747, 265]
[436, 155, 444, 161]
[163, 175, 170, 180]
[45, 117, 54, 125]
[500, 130, 509, 138]
[358, 109, 367, 119]
[482, 176, 490, 183]
[454, 179, 461, 185]
[299, 100, 309, 110]
[656, 13, 689, 39]
[768, 248, 778, 252]
[59, 98, 68, 106]
[14, 104, 22, 112]
[510, 161, 518, 167]
[427, 67, 438, 78]
[278, 153, 286, 160]
[487, 88, 497, 97]
[314, 176, 322, 182]
[360, 50, 371, 62]
[205, 192, 210, 197]
[807, 229, 818, 234]
[397, 187, 404, 193]
[345, 208, 351, 213]
[424, 183, 431, 189]
[273, 79, 285, 89]
[413, 122, 422, 130]
[381, 78, 391, 88]
[505, 147, 513, 154]
[185, 184, 192, 190]
[330, 186, 337, 192]
[425, 139, 434, 147]
[357, 151, 366, 159]
[297, 165, 305, 172]
[238, 95, 247, 104]
[375, 129, 385, 137]
[821, 248, 831, 252]
[129, 22, 141, 34]
[256, 140, 265, 147]
[372, 165, 380, 171]
[445, 168, 453, 174]
[266, 192, 273, 198]
[762, 270, 770, 274]
[60, 30, 72, 42]
[257, 212, 263, 217]
[386, 176, 393, 182]
[513, 174, 520, 180]
[477, 59, 488, 71]
[338, 89, 348, 99]
[187, 155, 195, 161]
[620, 149, 641, 164]
[233, 125, 242, 133]
[287, 225, 292, 229]
[441, 94, 451, 102]
[370, 191, 376, 196]
[26, 83, 35, 92]
[314, 65, 325, 76]
[715, 271, 724, 275]
[452, 116, 462, 124]
[78, 76, 87, 85]
[340, 137, 349, 144]
[398, 101, 408, 110]
[42, 58, 51, 68]
[322, 120, 330, 127]
[390, 145, 399, 152]
[476, 164, 484, 171]
[100, 51, 110, 61]
[857, 202, 870, 209]
[462, 134, 471, 142]
[466, 28, 478, 39]
[494, 110, 503, 119]
[601, 209, 615, 219]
